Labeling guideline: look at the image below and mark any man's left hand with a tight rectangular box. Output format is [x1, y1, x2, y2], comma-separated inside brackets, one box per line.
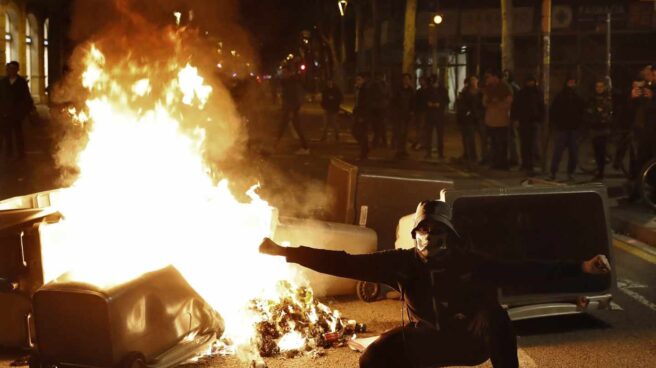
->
[582, 255, 611, 275]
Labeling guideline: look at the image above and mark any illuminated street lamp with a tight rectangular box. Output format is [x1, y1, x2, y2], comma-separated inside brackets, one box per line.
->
[338, 0, 348, 17]
[429, 14, 444, 77]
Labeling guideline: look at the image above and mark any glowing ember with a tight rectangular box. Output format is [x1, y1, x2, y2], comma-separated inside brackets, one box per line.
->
[277, 331, 305, 352]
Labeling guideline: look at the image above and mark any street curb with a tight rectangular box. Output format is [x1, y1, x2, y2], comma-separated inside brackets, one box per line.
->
[611, 213, 656, 248]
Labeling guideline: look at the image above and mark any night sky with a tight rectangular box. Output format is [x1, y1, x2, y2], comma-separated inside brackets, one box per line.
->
[239, 0, 318, 71]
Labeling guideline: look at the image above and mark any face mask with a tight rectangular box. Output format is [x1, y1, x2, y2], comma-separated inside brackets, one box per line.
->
[415, 232, 448, 261]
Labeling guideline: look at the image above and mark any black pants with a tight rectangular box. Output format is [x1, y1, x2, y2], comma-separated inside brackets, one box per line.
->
[2, 121, 25, 158]
[352, 115, 370, 159]
[460, 123, 478, 161]
[393, 113, 411, 154]
[487, 126, 509, 169]
[592, 133, 608, 177]
[360, 309, 518, 368]
[371, 108, 387, 147]
[550, 130, 579, 177]
[277, 105, 308, 149]
[425, 111, 445, 157]
[519, 121, 536, 171]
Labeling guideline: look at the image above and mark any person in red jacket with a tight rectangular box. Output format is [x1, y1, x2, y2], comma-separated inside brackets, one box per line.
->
[259, 200, 610, 368]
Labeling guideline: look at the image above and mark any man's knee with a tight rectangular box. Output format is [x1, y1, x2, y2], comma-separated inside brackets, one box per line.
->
[359, 341, 393, 368]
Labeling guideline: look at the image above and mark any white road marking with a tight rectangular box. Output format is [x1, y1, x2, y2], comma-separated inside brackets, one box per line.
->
[617, 278, 656, 313]
[610, 301, 624, 311]
[617, 278, 648, 289]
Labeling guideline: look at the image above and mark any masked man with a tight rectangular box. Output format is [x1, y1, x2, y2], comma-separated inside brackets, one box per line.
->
[259, 200, 611, 368]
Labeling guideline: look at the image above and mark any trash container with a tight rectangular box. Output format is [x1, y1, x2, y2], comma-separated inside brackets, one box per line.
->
[326, 158, 453, 250]
[395, 185, 615, 320]
[32, 266, 224, 368]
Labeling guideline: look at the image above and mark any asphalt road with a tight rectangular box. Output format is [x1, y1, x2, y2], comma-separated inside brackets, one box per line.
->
[1, 102, 655, 367]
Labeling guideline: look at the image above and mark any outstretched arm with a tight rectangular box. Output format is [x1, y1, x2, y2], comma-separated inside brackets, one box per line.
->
[259, 237, 408, 286]
[473, 253, 611, 286]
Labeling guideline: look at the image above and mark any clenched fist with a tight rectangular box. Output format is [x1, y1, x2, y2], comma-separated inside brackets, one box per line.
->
[259, 237, 287, 257]
[582, 255, 611, 275]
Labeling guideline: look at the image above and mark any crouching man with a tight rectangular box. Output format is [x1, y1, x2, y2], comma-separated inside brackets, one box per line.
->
[259, 200, 611, 368]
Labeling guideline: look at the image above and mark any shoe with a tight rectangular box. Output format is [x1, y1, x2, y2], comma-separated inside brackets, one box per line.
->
[546, 174, 556, 181]
[592, 174, 604, 182]
[294, 148, 311, 155]
[567, 174, 575, 181]
[424, 152, 432, 159]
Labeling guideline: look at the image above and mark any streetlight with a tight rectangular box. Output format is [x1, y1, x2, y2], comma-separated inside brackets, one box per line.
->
[338, 0, 348, 17]
[429, 14, 444, 78]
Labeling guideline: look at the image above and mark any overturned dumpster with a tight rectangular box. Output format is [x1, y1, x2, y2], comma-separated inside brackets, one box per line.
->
[0, 191, 61, 349]
[31, 266, 224, 368]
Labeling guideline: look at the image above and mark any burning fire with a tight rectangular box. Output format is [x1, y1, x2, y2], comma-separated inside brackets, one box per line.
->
[38, 25, 352, 363]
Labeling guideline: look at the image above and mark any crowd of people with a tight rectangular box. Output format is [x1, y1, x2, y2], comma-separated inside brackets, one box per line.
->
[308, 64, 656, 188]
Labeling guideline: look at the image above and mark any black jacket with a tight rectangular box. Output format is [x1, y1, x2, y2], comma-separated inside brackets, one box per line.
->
[0, 76, 34, 124]
[284, 246, 581, 331]
[512, 85, 544, 124]
[456, 88, 484, 126]
[550, 87, 585, 131]
[427, 85, 450, 116]
[415, 87, 430, 113]
[280, 75, 303, 109]
[321, 86, 343, 112]
[394, 85, 415, 118]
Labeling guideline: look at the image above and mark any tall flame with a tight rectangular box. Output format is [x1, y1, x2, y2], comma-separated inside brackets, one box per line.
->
[40, 34, 302, 361]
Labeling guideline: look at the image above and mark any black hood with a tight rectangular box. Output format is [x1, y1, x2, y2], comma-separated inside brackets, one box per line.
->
[411, 200, 460, 239]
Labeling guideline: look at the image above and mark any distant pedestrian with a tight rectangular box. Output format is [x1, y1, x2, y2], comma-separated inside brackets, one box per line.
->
[549, 76, 585, 181]
[424, 76, 449, 159]
[370, 73, 388, 148]
[0, 61, 34, 160]
[584, 79, 613, 181]
[392, 73, 415, 159]
[513, 76, 544, 176]
[412, 77, 430, 150]
[483, 70, 513, 170]
[456, 75, 484, 164]
[504, 69, 520, 166]
[274, 64, 310, 155]
[320, 79, 343, 142]
[353, 73, 372, 160]
[626, 76, 655, 190]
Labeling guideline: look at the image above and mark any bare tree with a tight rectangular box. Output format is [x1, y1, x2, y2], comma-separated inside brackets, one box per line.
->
[402, 0, 417, 75]
[501, 0, 514, 72]
[316, 0, 345, 88]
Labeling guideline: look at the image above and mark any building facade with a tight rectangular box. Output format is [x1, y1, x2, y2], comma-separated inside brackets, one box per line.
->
[356, 0, 656, 100]
[1, 0, 71, 103]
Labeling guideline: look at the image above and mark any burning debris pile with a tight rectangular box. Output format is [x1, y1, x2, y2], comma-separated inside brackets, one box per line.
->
[215, 281, 366, 358]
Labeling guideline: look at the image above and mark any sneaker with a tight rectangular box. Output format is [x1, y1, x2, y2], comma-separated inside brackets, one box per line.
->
[294, 148, 311, 155]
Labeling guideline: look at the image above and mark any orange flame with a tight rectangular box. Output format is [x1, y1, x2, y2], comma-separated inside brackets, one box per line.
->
[40, 35, 315, 362]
